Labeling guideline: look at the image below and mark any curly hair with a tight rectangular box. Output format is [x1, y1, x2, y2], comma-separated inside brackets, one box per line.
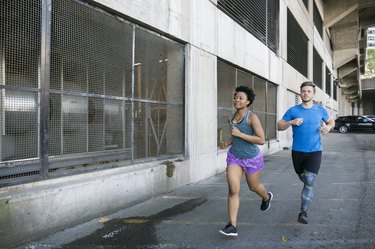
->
[235, 85, 255, 106]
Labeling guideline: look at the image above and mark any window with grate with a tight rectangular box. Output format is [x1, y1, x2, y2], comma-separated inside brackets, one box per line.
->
[313, 48, 323, 89]
[267, 0, 279, 53]
[333, 84, 337, 101]
[0, 0, 41, 182]
[253, 76, 266, 135]
[217, 0, 279, 53]
[50, 0, 134, 162]
[0, 0, 185, 186]
[217, 59, 277, 144]
[49, 1, 132, 158]
[134, 28, 184, 159]
[325, 67, 331, 96]
[217, 61, 236, 144]
[287, 9, 308, 77]
[266, 83, 277, 139]
[50, 0, 185, 164]
[313, 1, 323, 38]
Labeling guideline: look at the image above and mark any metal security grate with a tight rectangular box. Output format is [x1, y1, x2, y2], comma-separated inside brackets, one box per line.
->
[1, 1, 41, 89]
[134, 27, 185, 159]
[313, 1, 323, 38]
[266, 83, 277, 139]
[333, 82, 337, 101]
[287, 9, 308, 78]
[217, 0, 279, 53]
[49, 0, 133, 163]
[217, 60, 277, 141]
[326, 67, 331, 96]
[267, 0, 279, 53]
[313, 48, 323, 89]
[0, 0, 42, 184]
[0, 0, 185, 187]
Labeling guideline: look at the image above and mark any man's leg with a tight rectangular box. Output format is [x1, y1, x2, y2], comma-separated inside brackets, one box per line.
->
[298, 172, 305, 183]
[298, 170, 316, 224]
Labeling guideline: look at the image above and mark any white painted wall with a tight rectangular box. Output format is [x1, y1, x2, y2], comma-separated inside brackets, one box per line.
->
[187, 45, 220, 181]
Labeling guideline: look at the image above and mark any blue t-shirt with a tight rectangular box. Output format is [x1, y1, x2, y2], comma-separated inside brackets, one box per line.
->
[282, 104, 329, 152]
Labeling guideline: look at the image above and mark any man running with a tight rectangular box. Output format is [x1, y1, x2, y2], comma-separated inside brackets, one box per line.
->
[277, 81, 334, 224]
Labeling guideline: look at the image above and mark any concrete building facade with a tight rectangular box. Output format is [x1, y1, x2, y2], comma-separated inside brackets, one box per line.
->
[326, 0, 375, 115]
[1, 0, 374, 247]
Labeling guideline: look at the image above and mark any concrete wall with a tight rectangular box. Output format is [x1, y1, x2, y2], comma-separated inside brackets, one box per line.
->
[0, 160, 191, 248]
[0, 0, 337, 247]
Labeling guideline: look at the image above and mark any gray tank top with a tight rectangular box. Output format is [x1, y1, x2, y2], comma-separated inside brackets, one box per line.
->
[229, 110, 260, 159]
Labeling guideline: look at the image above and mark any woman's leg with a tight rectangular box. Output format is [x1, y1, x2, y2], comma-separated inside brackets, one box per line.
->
[245, 170, 269, 200]
[226, 164, 244, 226]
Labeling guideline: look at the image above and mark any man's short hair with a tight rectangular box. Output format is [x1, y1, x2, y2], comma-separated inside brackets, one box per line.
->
[300, 81, 316, 93]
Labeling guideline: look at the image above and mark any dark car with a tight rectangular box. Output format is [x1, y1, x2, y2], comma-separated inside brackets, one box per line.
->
[334, 115, 375, 133]
[364, 115, 375, 121]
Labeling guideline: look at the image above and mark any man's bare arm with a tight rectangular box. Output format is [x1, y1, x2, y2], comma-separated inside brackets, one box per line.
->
[277, 119, 291, 131]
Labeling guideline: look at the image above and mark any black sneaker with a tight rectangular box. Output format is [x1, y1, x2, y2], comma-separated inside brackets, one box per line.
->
[260, 192, 273, 211]
[219, 224, 238, 236]
[298, 210, 308, 224]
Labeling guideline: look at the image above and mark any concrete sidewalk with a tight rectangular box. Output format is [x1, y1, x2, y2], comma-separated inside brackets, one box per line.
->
[17, 132, 375, 249]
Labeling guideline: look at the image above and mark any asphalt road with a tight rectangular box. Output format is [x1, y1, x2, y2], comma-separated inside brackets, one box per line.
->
[17, 131, 375, 249]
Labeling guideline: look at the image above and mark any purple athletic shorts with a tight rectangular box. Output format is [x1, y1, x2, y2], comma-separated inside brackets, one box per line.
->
[226, 149, 264, 175]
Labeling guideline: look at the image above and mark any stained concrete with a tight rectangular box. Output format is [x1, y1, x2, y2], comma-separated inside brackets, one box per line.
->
[14, 131, 375, 249]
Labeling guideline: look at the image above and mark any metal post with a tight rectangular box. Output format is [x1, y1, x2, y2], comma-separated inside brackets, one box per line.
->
[131, 26, 136, 162]
[0, 47, 4, 161]
[40, 0, 52, 179]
